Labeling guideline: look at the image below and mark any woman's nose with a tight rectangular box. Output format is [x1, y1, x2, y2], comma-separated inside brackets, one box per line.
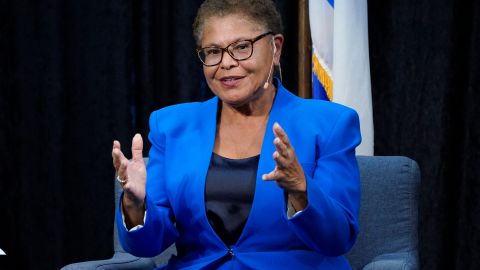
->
[219, 50, 239, 69]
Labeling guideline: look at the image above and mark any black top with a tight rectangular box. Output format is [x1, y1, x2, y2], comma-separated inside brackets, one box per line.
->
[205, 152, 259, 246]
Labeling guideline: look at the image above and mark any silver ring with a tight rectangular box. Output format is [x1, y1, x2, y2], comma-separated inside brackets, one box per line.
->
[116, 175, 127, 184]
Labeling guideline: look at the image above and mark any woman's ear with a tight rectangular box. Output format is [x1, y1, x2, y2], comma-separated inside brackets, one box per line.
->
[273, 34, 284, 65]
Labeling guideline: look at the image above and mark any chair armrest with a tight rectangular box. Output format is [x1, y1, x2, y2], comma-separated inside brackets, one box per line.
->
[60, 252, 156, 270]
[151, 244, 176, 267]
[362, 251, 418, 270]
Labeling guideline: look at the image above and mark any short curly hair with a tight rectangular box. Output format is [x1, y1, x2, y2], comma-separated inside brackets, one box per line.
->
[193, 0, 283, 45]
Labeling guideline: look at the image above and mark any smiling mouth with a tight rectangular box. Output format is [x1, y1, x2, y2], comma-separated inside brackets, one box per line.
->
[219, 76, 244, 86]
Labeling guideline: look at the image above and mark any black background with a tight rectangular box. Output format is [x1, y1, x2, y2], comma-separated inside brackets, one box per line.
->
[0, 0, 478, 269]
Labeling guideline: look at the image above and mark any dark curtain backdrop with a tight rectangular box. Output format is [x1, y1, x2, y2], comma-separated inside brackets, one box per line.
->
[368, 0, 480, 269]
[0, 0, 478, 270]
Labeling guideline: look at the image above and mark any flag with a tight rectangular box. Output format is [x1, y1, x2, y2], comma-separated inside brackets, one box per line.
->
[309, 0, 374, 156]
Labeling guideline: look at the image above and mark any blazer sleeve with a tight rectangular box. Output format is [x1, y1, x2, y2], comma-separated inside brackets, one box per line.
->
[286, 108, 361, 257]
[115, 110, 178, 257]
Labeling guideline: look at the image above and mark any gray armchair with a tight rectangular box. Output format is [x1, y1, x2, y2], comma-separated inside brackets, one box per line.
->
[346, 156, 420, 270]
[61, 156, 420, 270]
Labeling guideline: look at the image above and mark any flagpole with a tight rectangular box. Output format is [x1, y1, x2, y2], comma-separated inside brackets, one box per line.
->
[298, 0, 311, 99]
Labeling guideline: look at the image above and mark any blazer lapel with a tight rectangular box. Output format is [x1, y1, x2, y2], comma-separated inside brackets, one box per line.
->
[235, 85, 293, 247]
[186, 97, 227, 249]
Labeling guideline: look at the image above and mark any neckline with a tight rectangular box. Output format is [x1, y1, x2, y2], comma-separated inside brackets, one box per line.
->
[212, 152, 260, 162]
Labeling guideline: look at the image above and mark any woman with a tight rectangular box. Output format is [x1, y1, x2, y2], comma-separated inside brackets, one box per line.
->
[112, 0, 361, 269]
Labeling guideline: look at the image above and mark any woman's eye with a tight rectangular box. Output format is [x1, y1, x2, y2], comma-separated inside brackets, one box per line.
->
[234, 43, 250, 51]
[205, 48, 221, 55]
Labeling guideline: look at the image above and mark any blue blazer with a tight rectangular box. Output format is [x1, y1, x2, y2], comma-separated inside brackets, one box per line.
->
[117, 81, 361, 269]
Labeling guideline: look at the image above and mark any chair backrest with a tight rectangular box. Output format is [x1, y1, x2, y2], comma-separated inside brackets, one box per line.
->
[113, 166, 129, 253]
[346, 156, 420, 269]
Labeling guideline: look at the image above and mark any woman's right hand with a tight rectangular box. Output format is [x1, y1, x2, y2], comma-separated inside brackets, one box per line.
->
[112, 133, 147, 227]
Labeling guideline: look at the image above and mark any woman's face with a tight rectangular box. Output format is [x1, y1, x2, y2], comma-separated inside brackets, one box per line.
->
[200, 14, 282, 107]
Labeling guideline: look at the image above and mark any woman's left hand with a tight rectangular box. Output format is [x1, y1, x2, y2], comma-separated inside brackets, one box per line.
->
[262, 122, 306, 194]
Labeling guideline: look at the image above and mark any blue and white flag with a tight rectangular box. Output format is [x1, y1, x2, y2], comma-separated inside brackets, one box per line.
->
[310, 0, 374, 155]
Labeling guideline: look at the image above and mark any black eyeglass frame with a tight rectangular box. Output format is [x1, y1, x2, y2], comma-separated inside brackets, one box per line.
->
[196, 31, 275, 67]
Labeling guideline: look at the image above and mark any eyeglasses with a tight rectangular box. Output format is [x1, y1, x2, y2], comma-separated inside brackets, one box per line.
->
[196, 32, 274, 66]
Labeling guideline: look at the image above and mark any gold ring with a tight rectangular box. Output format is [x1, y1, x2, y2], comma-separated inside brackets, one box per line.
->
[116, 175, 127, 184]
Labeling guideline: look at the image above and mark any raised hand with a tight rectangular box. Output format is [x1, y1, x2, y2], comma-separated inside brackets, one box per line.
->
[262, 122, 308, 211]
[112, 133, 146, 227]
